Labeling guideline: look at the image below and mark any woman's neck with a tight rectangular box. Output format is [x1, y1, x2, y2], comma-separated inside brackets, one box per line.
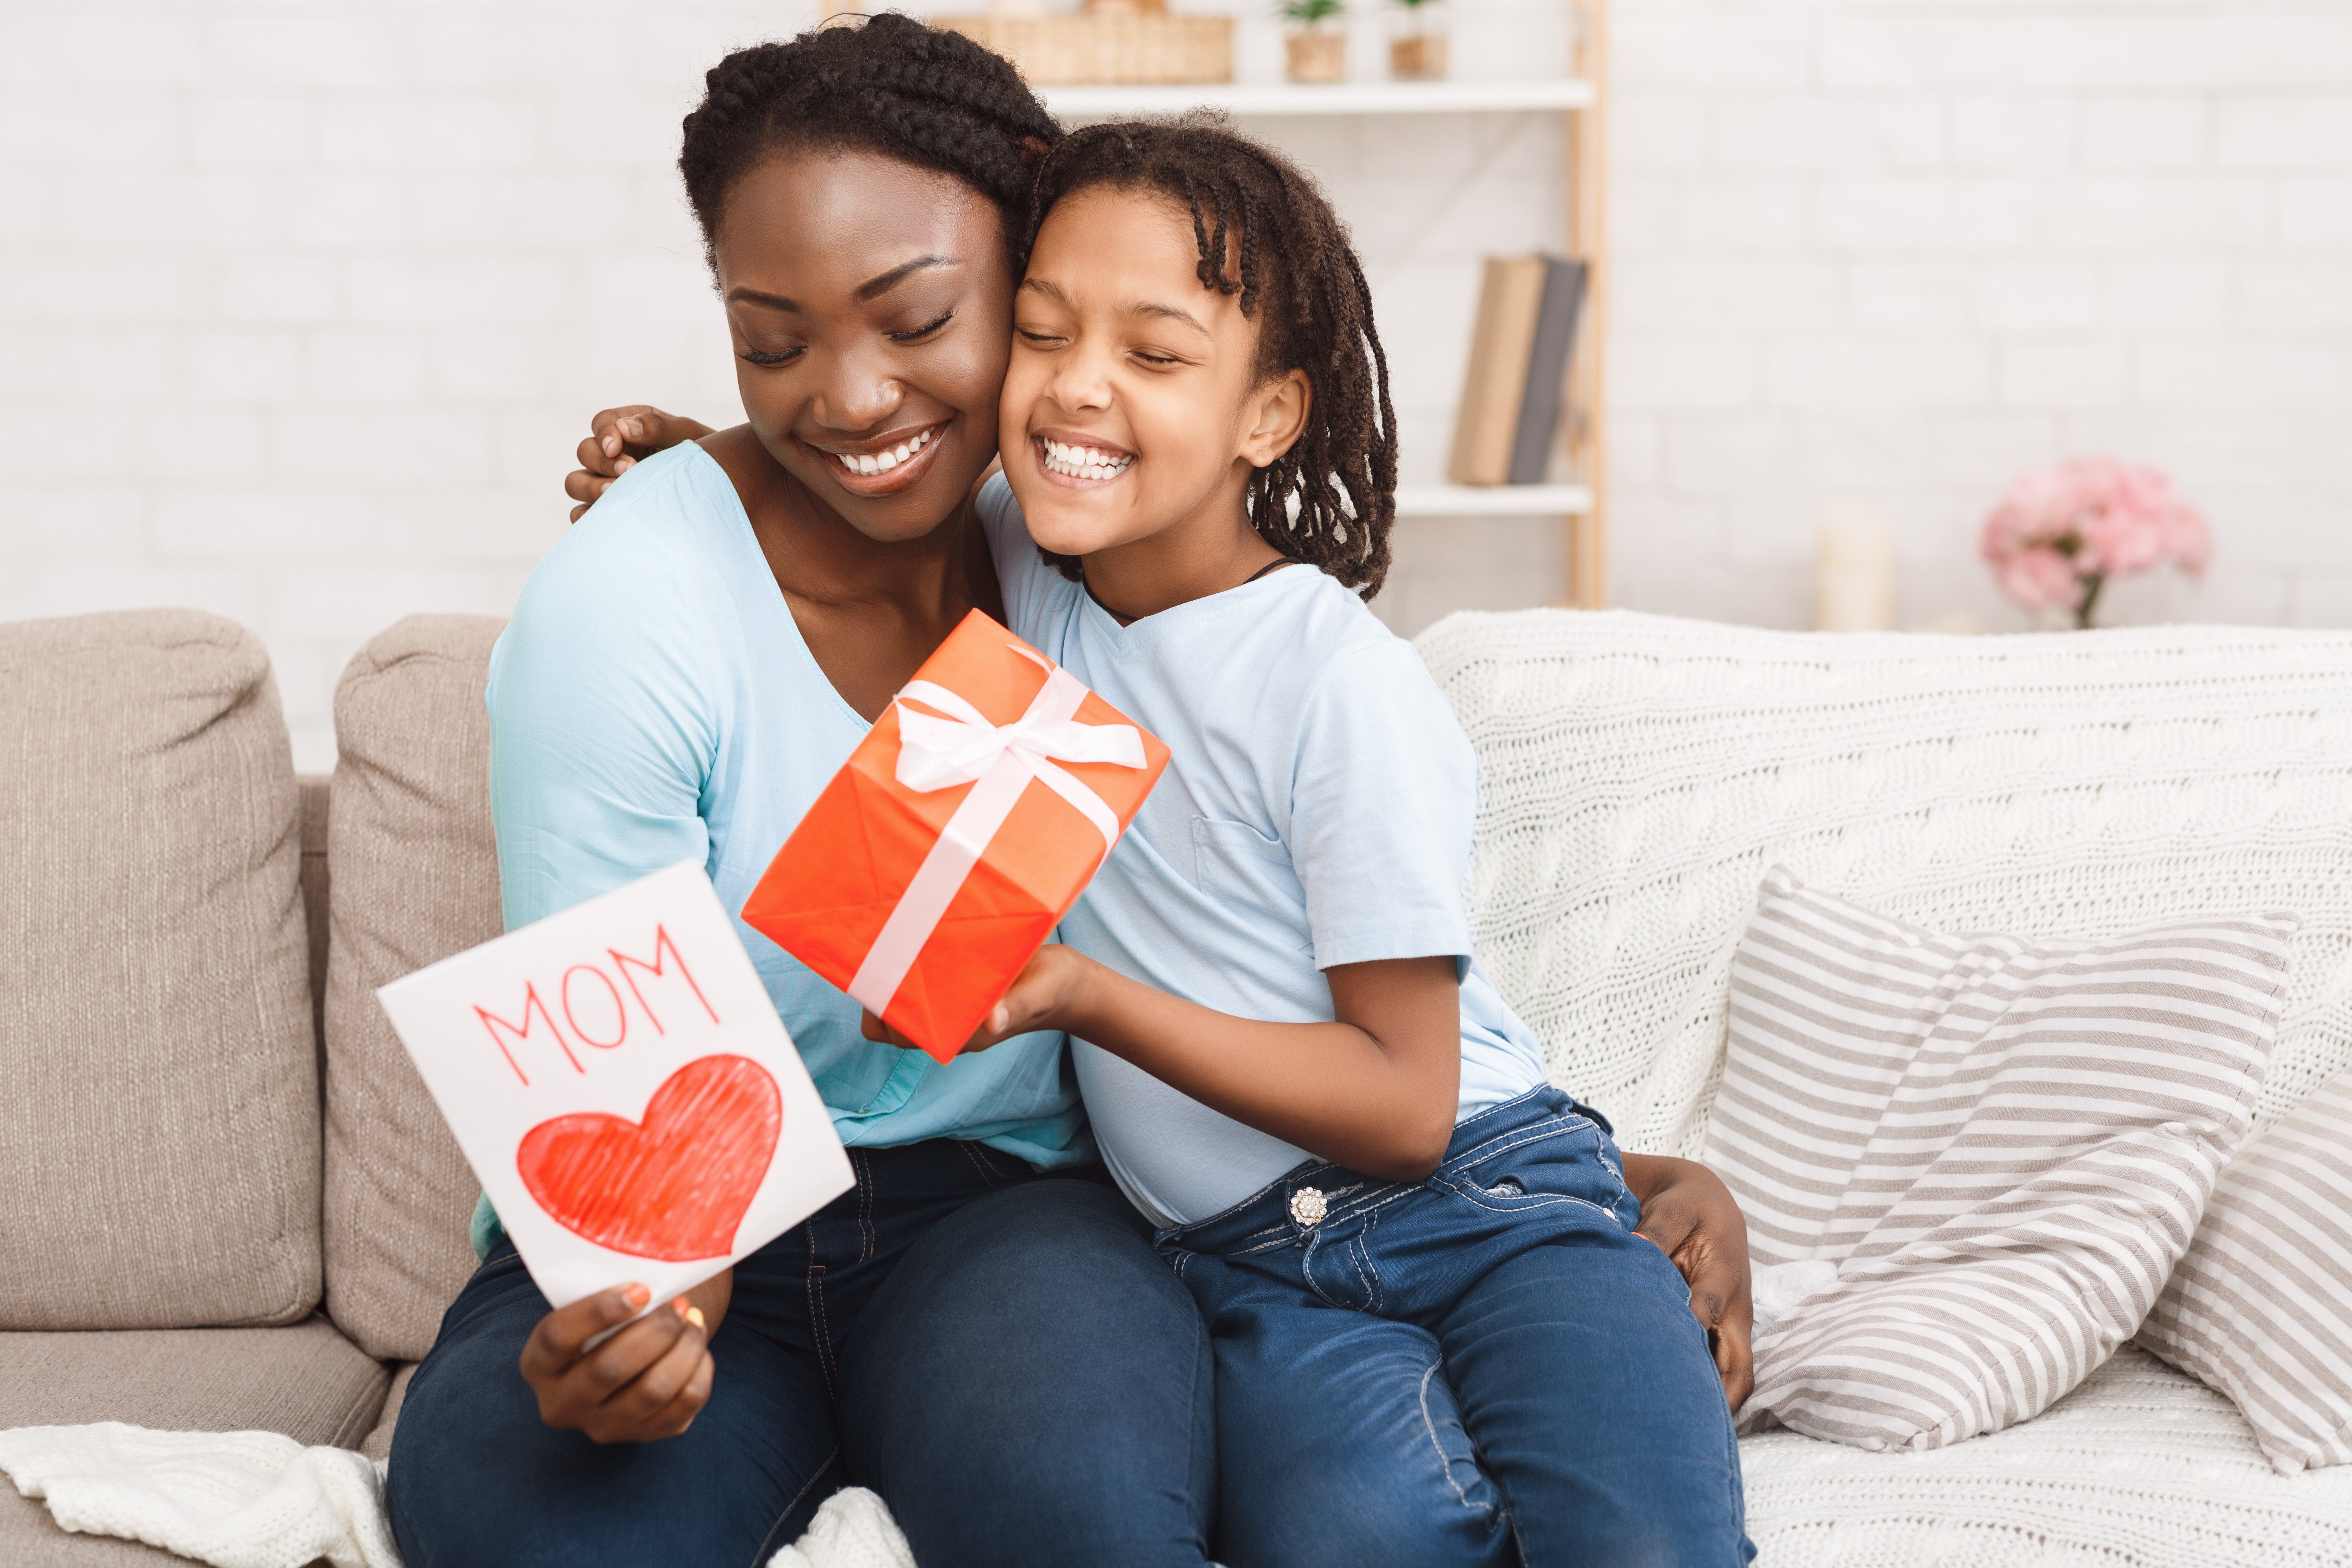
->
[702, 425, 1001, 720]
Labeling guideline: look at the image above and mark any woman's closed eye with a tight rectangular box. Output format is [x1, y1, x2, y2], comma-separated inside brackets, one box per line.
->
[739, 345, 803, 367]
[888, 308, 956, 343]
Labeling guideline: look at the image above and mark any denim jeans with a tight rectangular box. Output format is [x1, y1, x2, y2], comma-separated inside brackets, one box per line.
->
[387, 1140, 1216, 1568]
[1161, 1087, 1752, 1568]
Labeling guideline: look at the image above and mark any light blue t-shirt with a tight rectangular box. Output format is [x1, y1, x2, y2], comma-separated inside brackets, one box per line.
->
[486, 443, 1090, 1171]
[979, 479, 1546, 1227]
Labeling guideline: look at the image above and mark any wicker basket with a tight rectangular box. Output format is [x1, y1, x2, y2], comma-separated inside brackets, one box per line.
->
[937, 13, 1234, 85]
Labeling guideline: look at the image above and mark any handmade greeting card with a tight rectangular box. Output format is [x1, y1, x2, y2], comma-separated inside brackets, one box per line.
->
[379, 861, 853, 1311]
[742, 610, 1168, 1062]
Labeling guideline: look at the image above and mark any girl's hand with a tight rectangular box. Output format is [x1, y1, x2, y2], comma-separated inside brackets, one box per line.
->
[517, 1268, 731, 1442]
[1621, 1152, 1755, 1412]
[565, 406, 714, 521]
[860, 944, 1090, 1055]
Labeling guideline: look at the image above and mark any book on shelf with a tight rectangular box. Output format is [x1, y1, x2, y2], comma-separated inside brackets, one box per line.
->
[1446, 254, 1589, 487]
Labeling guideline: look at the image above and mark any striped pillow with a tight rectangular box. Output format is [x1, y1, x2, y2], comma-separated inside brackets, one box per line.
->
[1707, 867, 2295, 1452]
[2138, 1069, 2352, 1472]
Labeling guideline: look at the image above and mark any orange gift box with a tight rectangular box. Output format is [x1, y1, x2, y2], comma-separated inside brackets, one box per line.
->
[740, 610, 1169, 1062]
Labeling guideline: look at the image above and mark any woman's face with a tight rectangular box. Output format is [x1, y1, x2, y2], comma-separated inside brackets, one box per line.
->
[711, 147, 1013, 543]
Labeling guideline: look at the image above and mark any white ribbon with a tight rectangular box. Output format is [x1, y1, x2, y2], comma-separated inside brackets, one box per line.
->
[845, 647, 1146, 1020]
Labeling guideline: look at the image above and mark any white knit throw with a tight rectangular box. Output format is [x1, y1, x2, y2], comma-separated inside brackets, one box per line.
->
[1413, 610, 2352, 1161]
[0, 1423, 912, 1568]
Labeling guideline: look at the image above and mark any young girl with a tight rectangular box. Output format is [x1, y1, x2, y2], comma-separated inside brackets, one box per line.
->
[873, 118, 1755, 1566]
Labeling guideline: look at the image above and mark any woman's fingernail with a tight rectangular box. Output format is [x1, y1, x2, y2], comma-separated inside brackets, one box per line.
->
[686, 1306, 707, 1331]
[615, 455, 633, 472]
[626, 1284, 650, 1308]
[671, 1295, 692, 1319]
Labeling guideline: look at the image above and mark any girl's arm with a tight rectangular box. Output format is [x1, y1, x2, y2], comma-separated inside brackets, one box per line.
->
[565, 406, 713, 520]
[868, 945, 1464, 1183]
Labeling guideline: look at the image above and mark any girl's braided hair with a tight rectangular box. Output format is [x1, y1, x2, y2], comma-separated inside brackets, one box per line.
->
[1025, 115, 1398, 599]
[678, 15, 1061, 271]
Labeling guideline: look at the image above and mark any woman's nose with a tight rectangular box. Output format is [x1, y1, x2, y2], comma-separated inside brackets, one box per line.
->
[810, 349, 904, 431]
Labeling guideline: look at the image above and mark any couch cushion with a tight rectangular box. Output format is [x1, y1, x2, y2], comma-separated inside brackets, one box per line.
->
[322, 616, 507, 1361]
[1713, 869, 2292, 1450]
[0, 1319, 390, 1568]
[0, 610, 317, 1330]
[1742, 1347, 2352, 1567]
[1414, 611, 2352, 1158]
[2138, 1063, 2352, 1473]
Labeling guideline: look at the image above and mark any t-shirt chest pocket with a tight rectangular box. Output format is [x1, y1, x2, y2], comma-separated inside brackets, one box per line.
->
[1190, 817, 1314, 954]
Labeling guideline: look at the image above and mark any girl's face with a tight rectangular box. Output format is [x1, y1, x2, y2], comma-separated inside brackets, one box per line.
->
[1000, 185, 1309, 561]
[711, 148, 1014, 542]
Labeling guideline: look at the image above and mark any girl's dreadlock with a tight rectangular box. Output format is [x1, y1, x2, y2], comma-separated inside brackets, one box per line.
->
[1025, 114, 1399, 599]
[679, 16, 1061, 273]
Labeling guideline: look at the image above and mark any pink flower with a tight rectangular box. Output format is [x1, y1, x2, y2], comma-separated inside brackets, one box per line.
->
[1980, 457, 2211, 619]
[1997, 546, 2083, 611]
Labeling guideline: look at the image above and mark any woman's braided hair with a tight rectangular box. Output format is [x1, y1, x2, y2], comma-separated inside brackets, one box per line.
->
[679, 15, 1061, 271]
[1026, 114, 1399, 599]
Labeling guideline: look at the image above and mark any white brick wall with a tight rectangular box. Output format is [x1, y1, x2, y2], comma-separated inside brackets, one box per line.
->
[2, 0, 2347, 766]
[1609, 0, 2352, 637]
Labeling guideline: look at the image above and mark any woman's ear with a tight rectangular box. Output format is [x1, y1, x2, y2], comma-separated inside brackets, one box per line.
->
[1241, 369, 1313, 469]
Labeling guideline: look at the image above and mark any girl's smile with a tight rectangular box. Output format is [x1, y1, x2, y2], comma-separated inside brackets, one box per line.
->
[1031, 430, 1136, 489]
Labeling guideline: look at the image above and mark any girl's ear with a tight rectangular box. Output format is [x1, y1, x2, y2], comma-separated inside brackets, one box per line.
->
[1241, 368, 1313, 469]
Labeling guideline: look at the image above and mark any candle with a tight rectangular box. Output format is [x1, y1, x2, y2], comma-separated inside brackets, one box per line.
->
[1816, 508, 1894, 633]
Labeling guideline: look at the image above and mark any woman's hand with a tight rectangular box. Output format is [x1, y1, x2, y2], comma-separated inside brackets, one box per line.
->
[1621, 1152, 1754, 1412]
[517, 1267, 731, 1442]
[565, 406, 715, 521]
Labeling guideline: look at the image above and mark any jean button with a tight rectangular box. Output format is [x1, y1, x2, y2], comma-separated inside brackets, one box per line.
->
[1289, 1186, 1327, 1228]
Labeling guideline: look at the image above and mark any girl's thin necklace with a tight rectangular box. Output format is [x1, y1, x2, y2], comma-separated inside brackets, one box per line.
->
[1084, 555, 1292, 626]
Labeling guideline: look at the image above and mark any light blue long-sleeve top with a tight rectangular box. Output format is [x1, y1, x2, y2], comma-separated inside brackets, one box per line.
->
[468, 443, 1089, 1254]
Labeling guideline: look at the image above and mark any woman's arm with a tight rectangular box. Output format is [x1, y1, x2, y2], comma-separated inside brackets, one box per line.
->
[565, 405, 713, 520]
[491, 508, 735, 1437]
[1623, 1153, 1755, 1411]
[867, 945, 1462, 1183]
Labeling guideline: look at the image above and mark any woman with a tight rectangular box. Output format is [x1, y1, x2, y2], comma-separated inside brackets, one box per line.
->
[391, 18, 1753, 1568]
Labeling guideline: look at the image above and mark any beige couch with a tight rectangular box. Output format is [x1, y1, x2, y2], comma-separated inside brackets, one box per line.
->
[1, 609, 507, 1568]
[15, 604, 2352, 1568]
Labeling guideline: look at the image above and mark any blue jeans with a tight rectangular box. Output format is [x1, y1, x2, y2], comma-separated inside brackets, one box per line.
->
[1161, 1088, 1752, 1568]
[387, 1141, 1215, 1568]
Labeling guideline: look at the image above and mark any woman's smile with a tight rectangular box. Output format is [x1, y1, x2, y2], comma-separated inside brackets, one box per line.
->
[804, 419, 951, 497]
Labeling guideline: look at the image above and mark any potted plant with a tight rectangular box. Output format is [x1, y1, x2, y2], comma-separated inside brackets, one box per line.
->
[1280, 0, 1347, 84]
[1389, 0, 1446, 80]
[1981, 457, 2211, 629]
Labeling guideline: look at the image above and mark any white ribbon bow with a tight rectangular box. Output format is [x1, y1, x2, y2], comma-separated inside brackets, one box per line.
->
[845, 648, 1146, 1020]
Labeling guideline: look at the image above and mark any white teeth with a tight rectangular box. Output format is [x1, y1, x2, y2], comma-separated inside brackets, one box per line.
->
[1042, 438, 1133, 479]
[837, 427, 936, 479]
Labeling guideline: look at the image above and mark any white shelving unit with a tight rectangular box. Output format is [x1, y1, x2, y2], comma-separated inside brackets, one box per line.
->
[1396, 483, 1593, 519]
[1038, 79, 1595, 118]
[1034, 1, 1611, 608]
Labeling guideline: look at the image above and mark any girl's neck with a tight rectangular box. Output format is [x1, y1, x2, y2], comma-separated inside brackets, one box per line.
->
[1080, 470, 1284, 624]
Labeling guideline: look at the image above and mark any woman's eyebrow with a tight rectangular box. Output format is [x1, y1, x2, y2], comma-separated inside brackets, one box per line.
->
[726, 287, 800, 313]
[855, 254, 957, 301]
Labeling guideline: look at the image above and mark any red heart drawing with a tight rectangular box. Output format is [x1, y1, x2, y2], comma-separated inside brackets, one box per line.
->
[516, 1054, 782, 1262]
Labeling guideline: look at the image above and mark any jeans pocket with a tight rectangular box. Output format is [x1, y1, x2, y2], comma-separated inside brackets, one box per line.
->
[1447, 1112, 1631, 1225]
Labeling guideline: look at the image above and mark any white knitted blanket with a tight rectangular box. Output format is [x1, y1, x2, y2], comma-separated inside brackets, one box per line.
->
[0, 1424, 912, 1568]
[1414, 610, 2352, 1160]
